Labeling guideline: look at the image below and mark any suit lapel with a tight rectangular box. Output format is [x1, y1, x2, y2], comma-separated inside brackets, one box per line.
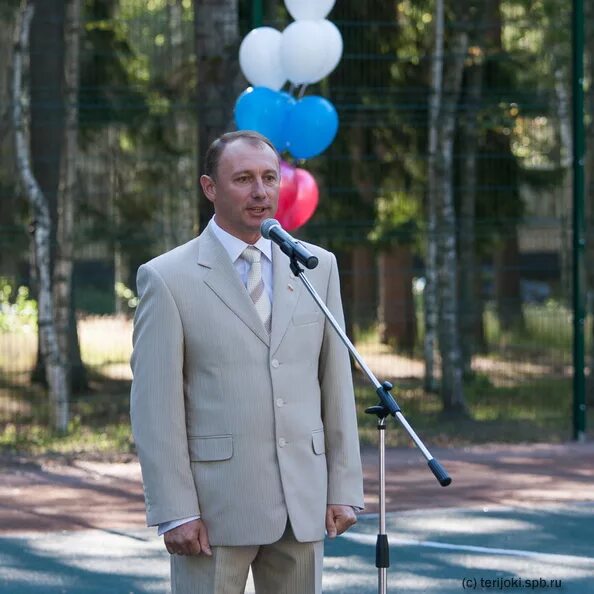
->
[270, 243, 301, 354]
[198, 226, 270, 347]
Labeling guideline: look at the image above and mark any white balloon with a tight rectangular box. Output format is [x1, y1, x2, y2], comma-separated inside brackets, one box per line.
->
[281, 21, 328, 85]
[313, 20, 343, 81]
[239, 27, 286, 90]
[284, 0, 335, 21]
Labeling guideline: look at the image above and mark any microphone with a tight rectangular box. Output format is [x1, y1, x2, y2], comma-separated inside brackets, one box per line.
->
[261, 219, 319, 270]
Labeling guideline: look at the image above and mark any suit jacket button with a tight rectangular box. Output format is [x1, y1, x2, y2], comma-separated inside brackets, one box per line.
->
[276, 398, 284, 407]
[278, 437, 287, 447]
[271, 359, 280, 368]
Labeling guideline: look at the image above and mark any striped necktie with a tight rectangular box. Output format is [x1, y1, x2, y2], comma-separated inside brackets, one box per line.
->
[240, 246, 272, 333]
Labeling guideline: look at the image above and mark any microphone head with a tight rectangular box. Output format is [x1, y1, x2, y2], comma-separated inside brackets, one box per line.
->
[261, 218, 280, 239]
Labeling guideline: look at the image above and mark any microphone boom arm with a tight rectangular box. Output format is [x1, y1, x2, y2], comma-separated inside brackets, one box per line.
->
[286, 253, 451, 594]
[288, 254, 452, 483]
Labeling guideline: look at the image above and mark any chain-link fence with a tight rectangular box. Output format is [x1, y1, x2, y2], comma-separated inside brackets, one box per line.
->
[0, 1, 592, 443]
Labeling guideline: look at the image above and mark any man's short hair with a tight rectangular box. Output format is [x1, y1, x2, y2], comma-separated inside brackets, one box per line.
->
[203, 131, 280, 180]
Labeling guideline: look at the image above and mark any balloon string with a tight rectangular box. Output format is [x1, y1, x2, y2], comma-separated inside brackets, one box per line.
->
[298, 84, 308, 98]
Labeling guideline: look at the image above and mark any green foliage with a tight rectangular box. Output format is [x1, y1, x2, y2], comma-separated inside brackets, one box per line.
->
[0, 420, 133, 456]
[114, 281, 138, 310]
[0, 371, 134, 455]
[311, 0, 431, 245]
[118, 0, 193, 19]
[484, 299, 591, 352]
[77, 0, 199, 263]
[355, 375, 575, 447]
[0, 279, 37, 334]
[79, 0, 150, 132]
[0, 0, 18, 20]
[369, 190, 421, 246]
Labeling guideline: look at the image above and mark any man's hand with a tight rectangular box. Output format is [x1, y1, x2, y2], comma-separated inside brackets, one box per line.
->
[325, 504, 357, 539]
[164, 519, 212, 556]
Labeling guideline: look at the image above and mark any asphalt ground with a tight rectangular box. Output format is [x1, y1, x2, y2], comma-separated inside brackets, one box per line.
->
[1, 442, 593, 593]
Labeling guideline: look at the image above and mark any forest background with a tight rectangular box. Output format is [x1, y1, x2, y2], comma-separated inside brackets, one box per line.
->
[0, 0, 592, 453]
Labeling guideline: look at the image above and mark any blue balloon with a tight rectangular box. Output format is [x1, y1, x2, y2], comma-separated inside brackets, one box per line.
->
[285, 96, 339, 159]
[234, 87, 295, 151]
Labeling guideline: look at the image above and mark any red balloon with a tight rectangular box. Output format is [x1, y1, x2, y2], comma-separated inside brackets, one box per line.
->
[276, 160, 298, 221]
[283, 168, 319, 231]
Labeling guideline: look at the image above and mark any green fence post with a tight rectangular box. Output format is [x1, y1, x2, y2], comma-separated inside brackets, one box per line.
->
[572, 0, 586, 441]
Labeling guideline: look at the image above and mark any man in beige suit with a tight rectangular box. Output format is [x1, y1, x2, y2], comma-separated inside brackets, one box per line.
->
[130, 130, 364, 593]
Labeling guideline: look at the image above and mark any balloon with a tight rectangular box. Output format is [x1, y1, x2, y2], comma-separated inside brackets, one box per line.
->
[277, 160, 298, 216]
[234, 87, 295, 151]
[281, 168, 319, 231]
[312, 20, 343, 81]
[239, 27, 286, 90]
[281, 21, 330, 85]
[284, 0, 335, 21]
[285, 96, 339, 159]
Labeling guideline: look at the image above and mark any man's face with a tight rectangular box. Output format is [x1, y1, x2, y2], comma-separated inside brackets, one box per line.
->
[200, 139, 280, 244]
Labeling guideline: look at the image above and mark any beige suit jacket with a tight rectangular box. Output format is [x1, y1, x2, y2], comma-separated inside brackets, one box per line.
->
[130, 223, 364, 546]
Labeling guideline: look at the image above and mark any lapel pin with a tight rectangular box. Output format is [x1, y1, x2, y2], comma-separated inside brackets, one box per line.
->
[287, 284, 294, 292]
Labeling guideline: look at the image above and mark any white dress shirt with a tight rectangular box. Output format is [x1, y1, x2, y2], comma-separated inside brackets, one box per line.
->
[157, 217, 273, 536]
[210, 217, 273, 303]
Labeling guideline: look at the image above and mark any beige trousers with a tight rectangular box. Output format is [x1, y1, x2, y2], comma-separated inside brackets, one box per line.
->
[170, 522, 323, 594]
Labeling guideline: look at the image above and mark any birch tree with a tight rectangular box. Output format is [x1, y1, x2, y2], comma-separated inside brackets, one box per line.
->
[13, 0, 69, 431]
[53, 0, 82, 398]
[435, 22, 468, 411]
[424, 0, 445, 393]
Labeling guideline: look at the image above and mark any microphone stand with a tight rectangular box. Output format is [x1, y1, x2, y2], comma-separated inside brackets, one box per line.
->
[287, 255, 452, 594]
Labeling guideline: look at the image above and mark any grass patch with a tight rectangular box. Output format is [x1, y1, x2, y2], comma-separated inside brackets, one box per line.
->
[0, 419, 133, 458]
[1, 370, 586, 457]
[0, 314, 134, 457]
[355, 373, 580, 447]
[484, 301, 592, 353]
[0, 305, 589, 457]
[0, 375, 134, 458]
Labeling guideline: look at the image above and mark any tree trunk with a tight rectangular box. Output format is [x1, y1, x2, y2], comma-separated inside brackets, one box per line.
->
[13, 0, 69, 432]
[164, 0, 197, 250]
[483, 0, 524, 334]
[459, 58, 483, 376]
[105, 127, 126, 316]
[378, 245, 416, 352]
[0, 11, 20, 281]
[345, 116, 379, 338]
[553, 64, 573, 301]
[29, 0, 87, 392]
[53, 0, 83, 403]
[585, 0, 594, 404]
[193, 0, 241, 230]
[336, 250, 355, 343]
[29, 0, 64, 386]
[352, 246, 375, 331]
[29, 0, 63, 250]
[436, 29, 468, 411]
[423, 0, 444, 393]
[494, 231, 524, 331]
[0, 13, 13, 109]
